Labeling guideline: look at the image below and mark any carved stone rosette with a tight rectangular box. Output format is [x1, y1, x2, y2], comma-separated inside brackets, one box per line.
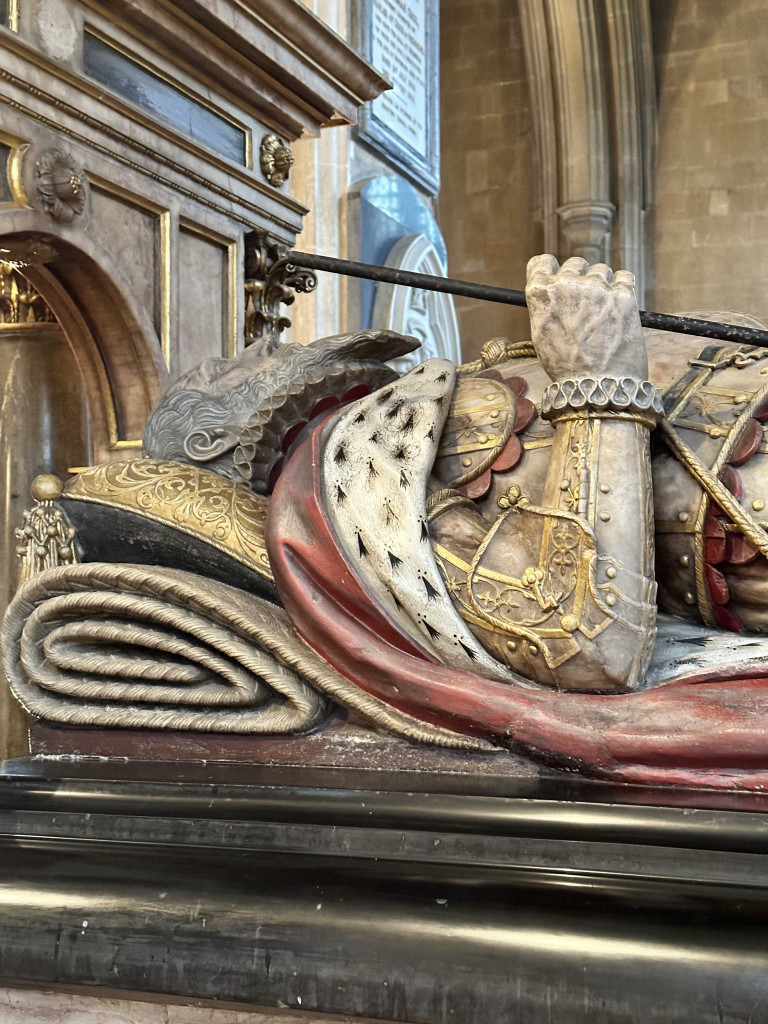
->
[243, 230, 317, 349]
[34, 149, 87, 224]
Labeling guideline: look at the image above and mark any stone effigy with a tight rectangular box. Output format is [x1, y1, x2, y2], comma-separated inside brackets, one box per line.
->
[6, 254, 768, 789]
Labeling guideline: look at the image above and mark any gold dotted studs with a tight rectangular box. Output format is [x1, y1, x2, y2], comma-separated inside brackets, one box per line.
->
[684, 591, 695, 604]
[753, 499, 765, 512]
[560, 614, 578, 632]
[599, 483, 611, 494]
[606, 566, 617, 579]
[680, 554, 690, 567]
[506, 640, 517, 652]
[678, 510, 690, 523]
[605, 594, 617, 607]
[599, 511, 611, 522]
[461, 456, 472, 467]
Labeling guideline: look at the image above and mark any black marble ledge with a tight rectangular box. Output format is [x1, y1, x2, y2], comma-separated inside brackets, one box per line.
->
[2, 756, 768, 1023]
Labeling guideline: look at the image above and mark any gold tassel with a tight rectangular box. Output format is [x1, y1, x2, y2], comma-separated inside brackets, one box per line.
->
[15, 475, 79, 587]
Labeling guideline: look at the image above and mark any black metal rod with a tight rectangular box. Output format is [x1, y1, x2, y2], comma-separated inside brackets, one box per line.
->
[288, 251, 768, 349]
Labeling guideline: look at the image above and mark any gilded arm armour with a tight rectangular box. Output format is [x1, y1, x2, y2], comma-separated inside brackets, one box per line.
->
[432, 257, 663, 692]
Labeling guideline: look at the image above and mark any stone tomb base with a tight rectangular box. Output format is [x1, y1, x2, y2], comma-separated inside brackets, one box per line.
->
[28, 717, 545, 779]
[2, 748, 768, 1022]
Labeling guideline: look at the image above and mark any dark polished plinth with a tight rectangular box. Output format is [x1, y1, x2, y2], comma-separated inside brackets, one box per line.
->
[2, 755, 768, 1023]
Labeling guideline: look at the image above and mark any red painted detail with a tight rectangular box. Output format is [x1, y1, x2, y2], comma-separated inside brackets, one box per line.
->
[457, 468, 493, 500]
[705, 564, 730, 605]
[704, 516, 727, 565]
[490, 435, 523, 474]
[476, 369, 530, 399]
[506, 375, 529, 398]
[729, 418, 763, 466]
[719, 465, 743, 499]
[513, 396, 537, 433]
[727, 534, 760, 565]
[753, 397, 768, 422]
[310, 395, 341, 419]
[341, 383, 371, 402]
[713, 604, 744, 632]
[266, 456, 284, 493]
[282, 420, 308, 453]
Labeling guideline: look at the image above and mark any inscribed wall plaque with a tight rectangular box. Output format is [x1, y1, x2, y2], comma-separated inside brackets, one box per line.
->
[356, 0, 440, 194]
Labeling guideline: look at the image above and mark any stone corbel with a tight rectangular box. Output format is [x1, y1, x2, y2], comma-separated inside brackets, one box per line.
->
[243, 230, 317, 350]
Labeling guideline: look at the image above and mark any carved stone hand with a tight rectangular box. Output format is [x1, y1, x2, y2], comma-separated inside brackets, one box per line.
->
[525, 254, 648, 383]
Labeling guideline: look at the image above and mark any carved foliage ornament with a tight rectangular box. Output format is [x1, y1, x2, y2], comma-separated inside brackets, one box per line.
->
[244, 230, 316, 348]
[259, 133, 293, 188]
[35, 149, 87, 223]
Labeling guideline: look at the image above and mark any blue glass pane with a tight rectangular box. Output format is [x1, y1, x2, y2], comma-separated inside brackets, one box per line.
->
[357, 174, 448, 327]
[83, 32, 246, 164]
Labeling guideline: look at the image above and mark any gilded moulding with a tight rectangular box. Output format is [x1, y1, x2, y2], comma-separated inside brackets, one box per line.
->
[63, 459, 273, 582]
[0, 263, 57, 324]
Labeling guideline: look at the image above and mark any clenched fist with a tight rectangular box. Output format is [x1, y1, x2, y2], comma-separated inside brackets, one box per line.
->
[525, 254, 649, 384]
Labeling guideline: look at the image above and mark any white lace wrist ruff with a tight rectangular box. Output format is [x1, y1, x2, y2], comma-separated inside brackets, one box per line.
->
[541, 376, 664, 426]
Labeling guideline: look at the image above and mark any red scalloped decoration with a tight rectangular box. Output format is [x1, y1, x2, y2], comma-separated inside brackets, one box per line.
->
[453, 374, 538, 501]
[719, 464, 743, 498]
[514, 396, 537, 433]
[490, 434, 523, 474]
[703, 414, 768, 627]
[727, 534, 759, 565]
[457, 468, 493, 500]
[729, 417, 762, 466]
[704, 516, 727, 564]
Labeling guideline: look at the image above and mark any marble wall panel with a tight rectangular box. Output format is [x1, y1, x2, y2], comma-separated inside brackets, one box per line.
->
[176, 227, 232, 379]
[89, 185, 162, 347]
